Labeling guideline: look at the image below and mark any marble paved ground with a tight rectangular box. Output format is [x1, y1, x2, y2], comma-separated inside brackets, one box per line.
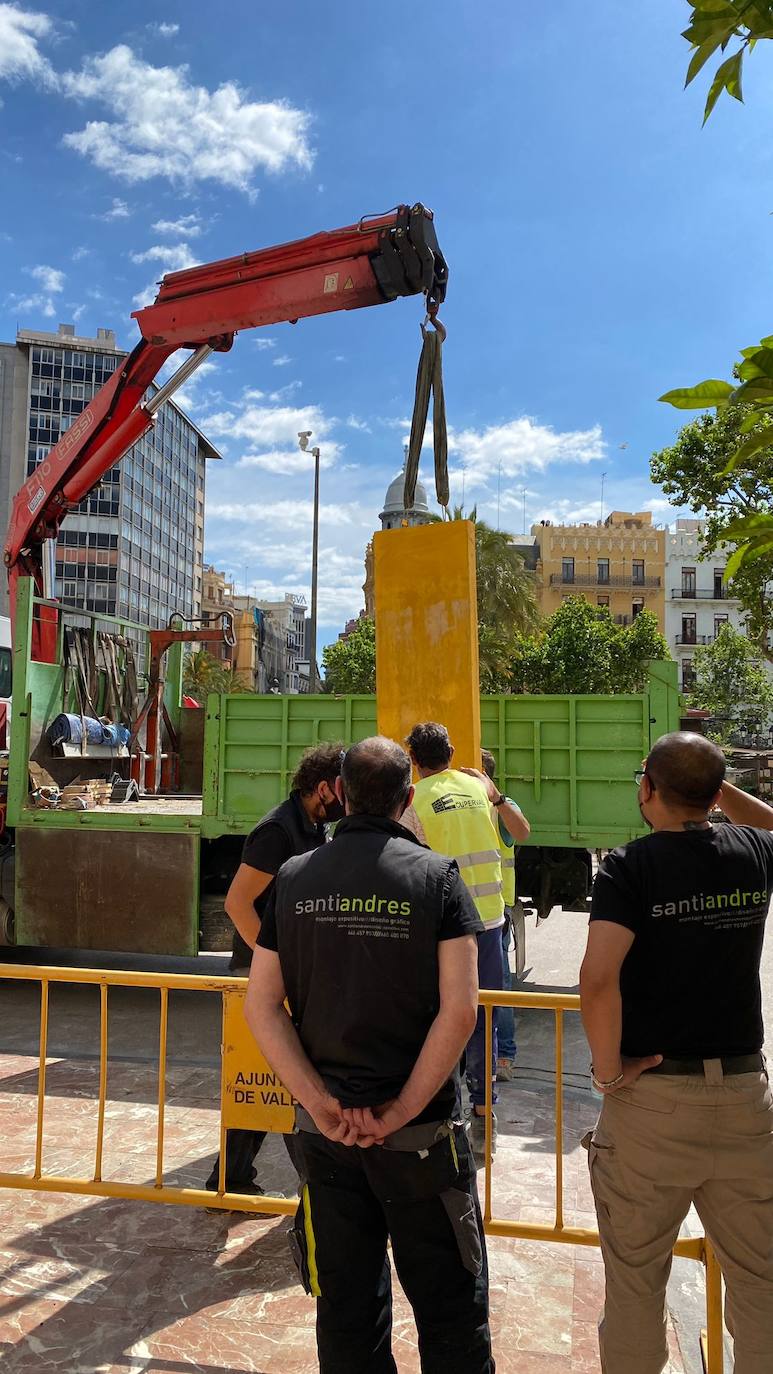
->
[0, 1054, 697, 1373]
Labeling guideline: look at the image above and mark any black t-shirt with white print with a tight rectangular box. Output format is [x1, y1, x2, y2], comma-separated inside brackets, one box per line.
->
[258, 814, 483, 1122]
[590, 824, 773, 1059]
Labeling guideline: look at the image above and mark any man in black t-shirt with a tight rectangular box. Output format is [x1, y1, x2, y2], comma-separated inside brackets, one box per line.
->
[580, 732, 773, 1374]
[204, 742, 343, 1198]
[245, 736, 493, 1374]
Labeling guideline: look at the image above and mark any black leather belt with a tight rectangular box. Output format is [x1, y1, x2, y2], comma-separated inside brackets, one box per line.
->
[649, 1053, 764, 1076]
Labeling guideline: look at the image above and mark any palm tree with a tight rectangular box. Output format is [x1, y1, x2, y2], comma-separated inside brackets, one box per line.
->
[447, 508, 538, 645]
[183, 649, 249, 698]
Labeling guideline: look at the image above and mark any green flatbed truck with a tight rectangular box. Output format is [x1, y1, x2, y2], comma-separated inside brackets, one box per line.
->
[3, 579, 680, 956]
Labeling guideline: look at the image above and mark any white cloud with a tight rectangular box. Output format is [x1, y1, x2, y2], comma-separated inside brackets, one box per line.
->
[152, 21, 179, 37]
[447, 416, 606, 488]
[0, 3, 56, 85]
[170, 358, 219, 412]
[130, 241, 199, 271]
[60, 44, 313, 194]
[346, 415, 371, 433]
[642, 496, 680, 514]
[236, 448, 338, 475]
[272, 354, 291, 367]
[131, 241, 200, 306]
[268, 380, 302, 402]
[200, 400, 337, 454]
[71, 245, 88, 261]
[151, 213, 202, 237]
[208, 498, 357, 526]
[27, 263, 64, 293]
[10, 292, 55, 317]
[99, 196, 130, 221]
[8, 262, 66, 319]
[253, 337, 276, 350]
[526, 499, 606, 526]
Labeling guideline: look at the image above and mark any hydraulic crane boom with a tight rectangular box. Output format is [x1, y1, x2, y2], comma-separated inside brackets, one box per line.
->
[4, 203, 447, 661]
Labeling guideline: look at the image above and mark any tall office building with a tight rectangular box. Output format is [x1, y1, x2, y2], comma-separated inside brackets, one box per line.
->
[0, 324, 219, 624]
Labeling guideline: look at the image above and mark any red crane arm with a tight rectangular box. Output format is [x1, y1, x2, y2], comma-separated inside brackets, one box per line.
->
[5, 203, 447, 660]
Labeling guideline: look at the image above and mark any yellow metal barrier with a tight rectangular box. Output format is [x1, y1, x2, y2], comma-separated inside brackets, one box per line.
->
[480, 991, 724, 1374]
[0, 966, 724, 1370]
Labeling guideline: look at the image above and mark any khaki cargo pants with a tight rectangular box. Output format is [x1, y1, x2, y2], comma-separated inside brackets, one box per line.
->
[586, 1065, 773, 1374]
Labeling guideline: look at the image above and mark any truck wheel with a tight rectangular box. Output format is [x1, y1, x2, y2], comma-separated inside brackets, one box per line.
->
[0, 897, 15, 946]
[199, 894, 233, 953]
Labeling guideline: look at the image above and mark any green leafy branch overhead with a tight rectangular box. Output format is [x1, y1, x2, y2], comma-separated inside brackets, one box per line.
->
[682, 2, 773, 123]
[659, 5, 773, 571]
[659, 342, 773, 572]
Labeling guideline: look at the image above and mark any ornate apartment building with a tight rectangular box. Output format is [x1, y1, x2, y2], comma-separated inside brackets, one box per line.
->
[525, 510, 666, 630]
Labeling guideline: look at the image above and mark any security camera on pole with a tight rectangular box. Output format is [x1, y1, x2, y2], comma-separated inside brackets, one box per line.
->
[298, 431, 320, 692]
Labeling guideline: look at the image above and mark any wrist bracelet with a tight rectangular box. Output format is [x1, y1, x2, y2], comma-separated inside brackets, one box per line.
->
[591, 1066, 624, 1091]
[493, 793, 506, 807]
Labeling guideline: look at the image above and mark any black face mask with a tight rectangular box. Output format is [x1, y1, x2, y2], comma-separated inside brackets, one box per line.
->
[322, 796, 345, 824]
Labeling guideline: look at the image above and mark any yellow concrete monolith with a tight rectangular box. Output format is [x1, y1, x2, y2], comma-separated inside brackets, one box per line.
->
[374, 520, 480, 767]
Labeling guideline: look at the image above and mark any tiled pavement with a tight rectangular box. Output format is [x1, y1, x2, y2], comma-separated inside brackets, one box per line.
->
[0, 1052, 697, 1373]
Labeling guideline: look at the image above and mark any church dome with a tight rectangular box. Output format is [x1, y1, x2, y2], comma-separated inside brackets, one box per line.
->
[381, 469, 430, 517]
[378, 446, 433, 530]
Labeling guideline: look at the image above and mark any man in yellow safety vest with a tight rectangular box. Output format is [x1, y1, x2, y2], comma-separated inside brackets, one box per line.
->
[482, 748, 528, 1085]
[403, 721, 530, 1159]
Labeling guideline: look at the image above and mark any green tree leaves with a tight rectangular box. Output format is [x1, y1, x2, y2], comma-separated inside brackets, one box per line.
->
[450, 507, 540, 692]
[688, 623, 773, 740]
[702, 48, 744, 122]
[322, 616, 376, 694]
[658, 380, 736, 409]
[507, 599, 669, 696]
[182, 648, 249, 697]
[650, 405, 773, 662]
[680, 2, 773, 122]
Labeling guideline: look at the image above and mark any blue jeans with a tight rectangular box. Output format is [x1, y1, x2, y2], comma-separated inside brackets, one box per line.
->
[465, 926, 504, 1109]
[499, 915, 517, 1061]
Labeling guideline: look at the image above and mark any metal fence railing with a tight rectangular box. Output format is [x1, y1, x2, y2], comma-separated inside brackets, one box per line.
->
[0, 966, 723, 1372]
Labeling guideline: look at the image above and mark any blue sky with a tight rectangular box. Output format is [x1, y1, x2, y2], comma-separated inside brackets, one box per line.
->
[2, 2, 773, 647]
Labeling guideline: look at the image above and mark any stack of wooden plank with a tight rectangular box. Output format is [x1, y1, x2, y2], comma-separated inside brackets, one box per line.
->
[59, 778, 113, 809]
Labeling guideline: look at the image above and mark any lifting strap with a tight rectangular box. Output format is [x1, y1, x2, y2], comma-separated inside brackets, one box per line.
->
[97, 632, 121, 724]
[404, 312, 448, 514]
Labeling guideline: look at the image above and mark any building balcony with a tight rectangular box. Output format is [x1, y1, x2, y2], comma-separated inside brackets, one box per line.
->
[675, 634, 714, 647]
[549, 573, 661, 589]
[670, 587, 732, 600]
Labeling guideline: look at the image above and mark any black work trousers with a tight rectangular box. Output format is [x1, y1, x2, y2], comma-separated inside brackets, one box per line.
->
[206, 1129, 300, 1192]
[205, 1129, 266, 1190]
[291, 1124, 494, 1374]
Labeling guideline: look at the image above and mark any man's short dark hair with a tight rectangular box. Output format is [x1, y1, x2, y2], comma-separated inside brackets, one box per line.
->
[342, 736, 412, 817]
[405, 721, 453, 771]
[481, 749, 497, 781]
[292, 742, 344, 796]
[646, 732, 726, 810]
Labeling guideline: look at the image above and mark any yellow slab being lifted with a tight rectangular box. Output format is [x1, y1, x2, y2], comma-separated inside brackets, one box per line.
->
[221, 990, 295, 1133]
[374, 520, 481, 768]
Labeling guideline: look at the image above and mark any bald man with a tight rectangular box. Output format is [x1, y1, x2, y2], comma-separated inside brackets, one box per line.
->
[580, 732, 773, 1374]
[245, 736, 493, 1374]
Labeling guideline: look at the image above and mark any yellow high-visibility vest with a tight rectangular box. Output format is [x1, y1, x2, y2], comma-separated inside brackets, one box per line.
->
[412, 769, 504, 927]
[497, 816, 516, 908]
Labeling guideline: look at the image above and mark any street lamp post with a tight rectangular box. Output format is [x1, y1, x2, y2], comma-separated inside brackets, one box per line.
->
[298, 431, 320, 692]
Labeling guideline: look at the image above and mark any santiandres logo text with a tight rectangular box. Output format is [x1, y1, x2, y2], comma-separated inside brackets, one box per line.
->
[294, 893, 412, 917]
[652, 887, 768, 918]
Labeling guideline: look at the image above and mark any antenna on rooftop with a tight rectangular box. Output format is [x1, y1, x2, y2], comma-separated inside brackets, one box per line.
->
[600, 472, 607, 524]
